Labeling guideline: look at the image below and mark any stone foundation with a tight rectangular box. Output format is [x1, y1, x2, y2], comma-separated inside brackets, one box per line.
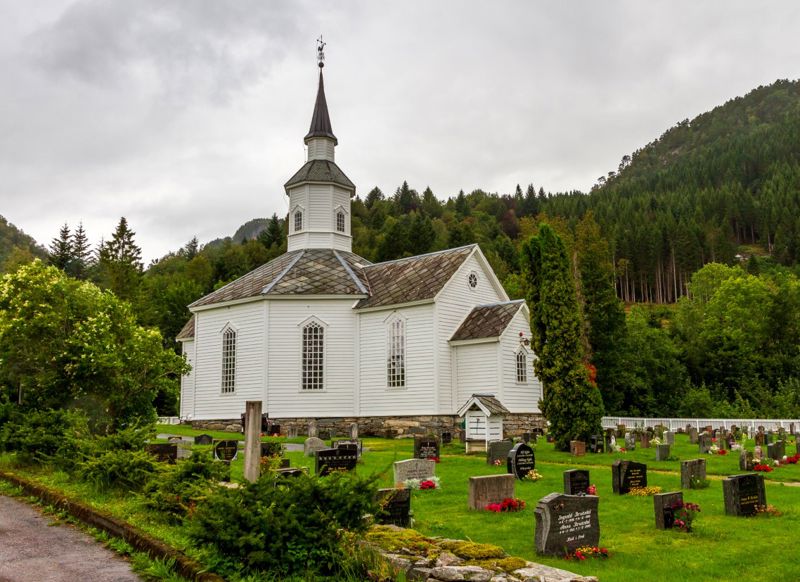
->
[191, 413, 546, 438]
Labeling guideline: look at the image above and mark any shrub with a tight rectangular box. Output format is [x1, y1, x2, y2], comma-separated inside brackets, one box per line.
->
[0, 408, 90, 468]
[143, 451, 229, 522]
[79, 449, 160, 491]
[188, 470, 380, 579]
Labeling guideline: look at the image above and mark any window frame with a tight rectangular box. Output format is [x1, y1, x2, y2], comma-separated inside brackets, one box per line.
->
[293, 209, 303, 232]
[335, 209, 346, 233]
[220, 324, 237, 395]
[515, 348, 527, 384]
[385, 313, 407, 389]
[300, 317, 326, 391]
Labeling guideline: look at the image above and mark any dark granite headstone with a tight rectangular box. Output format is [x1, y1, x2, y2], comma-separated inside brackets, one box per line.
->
[739, 449, 754, 471]
[534, 493, 600, 556]
[563, 469, 590, 495]
[414, 436, 440, 461]
[194, 434, 213, 446]
[376, 488, 411, 527]
[612, 460, 647, 494]
[275, 467, 304, 478]
[260, 441, 284, 457]
[332, 439, 363, 457]
[487, 440, 514, 465]
[441, 431, 452, 445]
[146, 443, 178, 463]
[213, 440, 239, 462]
[507, 443, 535, 479]
[655, 444, 671, 461]
[317, 429, 332, 441]
[680, 459, 707, 489]
[723, 474, 766, 516]
[790, 422, 795, 436]
[589, 434, 604, 454]
[654, 491, 683, 530]
[315, 448, 357, 476]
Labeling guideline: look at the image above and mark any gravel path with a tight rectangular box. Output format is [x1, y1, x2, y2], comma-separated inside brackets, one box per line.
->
[0, 495, 141, 582]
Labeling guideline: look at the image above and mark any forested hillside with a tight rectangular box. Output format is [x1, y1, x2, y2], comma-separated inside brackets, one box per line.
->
[0, 215, 47, 272]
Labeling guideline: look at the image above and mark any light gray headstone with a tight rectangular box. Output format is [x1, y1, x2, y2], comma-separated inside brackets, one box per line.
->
[468, 474, 515, 510]
[393, 458, 436, 485]
[304, 436, 327, 457]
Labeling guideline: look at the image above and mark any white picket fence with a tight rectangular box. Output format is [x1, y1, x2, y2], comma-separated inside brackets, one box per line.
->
[157, 416, 181, 425]
[602, 417, 799, 432]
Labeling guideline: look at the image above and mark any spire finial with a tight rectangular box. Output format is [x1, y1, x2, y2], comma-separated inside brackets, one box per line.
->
[316, 35, 326, 69]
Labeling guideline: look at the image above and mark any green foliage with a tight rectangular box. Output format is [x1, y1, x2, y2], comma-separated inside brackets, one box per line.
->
[188, 470, 379, 579]
[522, 224, 603, 450]
[0, 408, 90, 468]
[143, 451, 229, 522]
[95, 217, 143, 301]
[0, 261, 187, 428]
[0, 214, 47, 273]
[79, 449, 160, 491]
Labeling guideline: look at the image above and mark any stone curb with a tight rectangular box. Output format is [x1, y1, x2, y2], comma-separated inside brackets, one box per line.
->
[0, 470, 225, 582]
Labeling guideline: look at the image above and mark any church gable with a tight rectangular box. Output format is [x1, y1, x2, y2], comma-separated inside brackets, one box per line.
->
[450, 300, 525, 343]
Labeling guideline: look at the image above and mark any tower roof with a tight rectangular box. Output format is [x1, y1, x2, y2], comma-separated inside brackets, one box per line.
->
[304, 70, 338, 145]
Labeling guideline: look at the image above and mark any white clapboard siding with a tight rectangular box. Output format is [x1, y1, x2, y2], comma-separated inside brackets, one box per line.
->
[436, 250, 506, 414]
[179, 340, 195, 419]
[192, 302, 266, 420]
[454, 342, 498, 405]
[358, 304, 436, 416]
[306, 138, 335, 161]
[499, 308, 542, 413]
[266, 299, 356, 417]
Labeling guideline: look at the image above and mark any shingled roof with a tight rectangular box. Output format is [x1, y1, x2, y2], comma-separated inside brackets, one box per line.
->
[304, 70, 337, 144]
[354, 245, 476, 310]
[176, 315, 195, 340]
[457, 393, 511, 417]
[450, 300, 525, 342]
[284, 159, 355, 192]
[189, 249, 370, 308]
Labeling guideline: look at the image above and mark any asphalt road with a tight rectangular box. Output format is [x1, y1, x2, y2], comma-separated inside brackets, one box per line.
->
[0, 495, 141, 582]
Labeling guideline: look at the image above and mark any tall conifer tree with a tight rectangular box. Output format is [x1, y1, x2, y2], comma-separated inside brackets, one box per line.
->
[48, 223, 72, 271]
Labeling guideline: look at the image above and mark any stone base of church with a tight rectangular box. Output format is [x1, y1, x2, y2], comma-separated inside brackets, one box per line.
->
[190, 413, 546, 438]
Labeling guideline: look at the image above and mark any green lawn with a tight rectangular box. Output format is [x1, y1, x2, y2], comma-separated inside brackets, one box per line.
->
[3, 425, 799, 582]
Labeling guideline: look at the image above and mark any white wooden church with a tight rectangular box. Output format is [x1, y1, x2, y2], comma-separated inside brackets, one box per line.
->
[177, 51, 543, 436]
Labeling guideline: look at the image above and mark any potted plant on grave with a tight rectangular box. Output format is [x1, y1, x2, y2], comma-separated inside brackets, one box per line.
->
[669, 500, 701, 532]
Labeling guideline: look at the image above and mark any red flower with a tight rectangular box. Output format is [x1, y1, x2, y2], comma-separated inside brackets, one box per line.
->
[753, 463, 773, 473]
[420, 480, 436, 490]
[718, 449, 728, 456]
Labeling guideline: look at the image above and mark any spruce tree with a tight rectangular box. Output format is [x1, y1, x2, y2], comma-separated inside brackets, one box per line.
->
[69, 222, 91, 279]
[96, 217, 143, 301]
[522, 223, 604, 450]
[258, 214, 283, 249]
[48, 222, 72, 271]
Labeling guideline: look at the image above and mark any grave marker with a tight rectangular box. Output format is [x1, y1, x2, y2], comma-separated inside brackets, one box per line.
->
[376, 488, 411, 527]
[688, 428, 699, 444]
[563, 469, 590, 495]
[680, 459, 706, 489]
[624, 433, 636, 451]
[194, 434, 213, 446]
[332, 439, 363, 457]
[468, 474, 515, 510]
[654, 491, 683, 530]
[350, 423, 359, 439]
[145, 443, 178, 464]
[414, 436, 440, 461]
[441, 431, 452, 445]
[507, 443, 536, 480]
[393, 458, 436, 485]
[487, 440, 514, 465]
[698, 433, 713, 454]
[641, 432, 651, 449]
[612, 460, 647, 494]
[308, 420, 317, 438]
[723, 474, 766, 517]
[287, 426, 298, 438]
[589, 434, 604, 454]
[570, 440, 586, 457]
[260, 441, 284, 457]
[315, 448, 357, 476]
[303, 436, 327, 457]
[213, 440, 239, 462]
[534, 493, 600, 556]
[739, 449, 754, 471]
[663, 431, 675, 446]
[655, 444, 671, 461]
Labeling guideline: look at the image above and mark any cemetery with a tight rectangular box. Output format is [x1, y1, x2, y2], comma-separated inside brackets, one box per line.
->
[1, 418, 799, 581]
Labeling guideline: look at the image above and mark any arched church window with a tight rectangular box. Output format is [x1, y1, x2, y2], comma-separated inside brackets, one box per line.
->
[336, 210, 345, 233]
[294, 209, 303, 232]
[516, 349, 527, 384]
[302, 322, 324, 390]
[221, 327, 236, 394]
[387, 317, 406, 388]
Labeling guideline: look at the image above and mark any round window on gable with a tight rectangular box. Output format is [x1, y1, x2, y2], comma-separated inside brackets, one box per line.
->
[468, 271, 478, 289]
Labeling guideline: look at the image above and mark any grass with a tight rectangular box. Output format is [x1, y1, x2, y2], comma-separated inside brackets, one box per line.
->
[3, 426, 799, 582]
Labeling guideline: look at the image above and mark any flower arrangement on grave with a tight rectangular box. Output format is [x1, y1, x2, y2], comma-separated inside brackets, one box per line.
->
[753, 463, 773, 472]
[651, 437, 662, 446]
[731, 443, 742, 451]
[669, 500, 700, 532]
[587, 484, 597, 495]
[523, 469, 543, 481]
[709, 444, 719, 454]
[565, 546, 609, 561]
[403, 476, 440, 490]
[717, 449, 728, 456]
[628, 486, 663, 496]
[486, 497, 525, 512]
[613, 444, 626, 453]
[493, 459, 503, 466]
[785, 453, 800, 465]
[755, 504, 782, 517]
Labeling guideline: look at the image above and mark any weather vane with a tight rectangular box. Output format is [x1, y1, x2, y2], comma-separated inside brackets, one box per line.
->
[316, 35, 326, 68]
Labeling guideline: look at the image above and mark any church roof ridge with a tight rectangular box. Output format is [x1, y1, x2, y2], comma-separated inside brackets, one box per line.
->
[366, 243, 477, 268]
[334, 249, 369, 294]
[474, 299, 525, 308]
[262, 250, 305, 295]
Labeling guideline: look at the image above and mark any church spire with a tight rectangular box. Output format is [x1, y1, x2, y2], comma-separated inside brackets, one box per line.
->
[304, 36, 337, 145]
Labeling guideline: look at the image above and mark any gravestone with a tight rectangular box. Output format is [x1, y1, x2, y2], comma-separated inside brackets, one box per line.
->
[616, 424, 626, 438]
[570, 441, 586, 457]
[773, 440, 786, 459]
[260, 441, 284, 457]
[332, 439, 363, 457]
[414, 436, 440, 461]
[589, 434, 604, 454]
[350, 423, 359, 439]
[723, 474, 766, 516]
[624, 433, 636, 451]
[441, 431, 452, 445]
[688, 428, 699, 444]
[287, 426, 298, 438]
[755, 431, 765, 446]
[308, 420, 317, 438]
[739, 449, 754, 471]
[317, 429, 332, 441]
[680, 459, 706, 489]
[315, 448, 358, 476]
[698, 433, 713, 454]
[655, 444, 671, 461]
[167, 436, 182, 443]
[194, 434, 213, 446]
[663, 431, 675, 446]
[507, 443, 536, 480]
[654, 491, 684, 530]
[754, 445, 764, 460]
[393, 458, 436, 485]
[790, 422, 795, 436]
[275, 467, 304, 478]
[213, 440, 239, 462]
[718, 434, 729, 450]
[376, 488, 411, 527]
[522, 432, 531, 444]
[765, 431, 774, 445]
[468, 474, 515, 510]
[563, 469, 590, 495]
[303, 436, 327, 457]
[767, 443, 778, 460]
[607, 434, 616, 453]
[641, 432, 651, 449]
[146, 443, 178, 463]
[487, 440, 515, 465]
[612, 460, 647, 494]
[534, 493, 600, 556]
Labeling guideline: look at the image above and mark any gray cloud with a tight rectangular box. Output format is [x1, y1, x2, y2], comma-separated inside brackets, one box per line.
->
[1, 1, 799, 262]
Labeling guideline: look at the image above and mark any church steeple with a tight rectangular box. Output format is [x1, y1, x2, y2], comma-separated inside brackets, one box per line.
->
[284, 37, 355, 253]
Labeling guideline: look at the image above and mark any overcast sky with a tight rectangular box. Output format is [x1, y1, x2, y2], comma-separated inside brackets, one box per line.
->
[2, 1, 799, 262]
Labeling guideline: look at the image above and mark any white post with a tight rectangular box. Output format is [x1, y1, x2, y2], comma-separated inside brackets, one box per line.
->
[244, 401, 263, 482]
